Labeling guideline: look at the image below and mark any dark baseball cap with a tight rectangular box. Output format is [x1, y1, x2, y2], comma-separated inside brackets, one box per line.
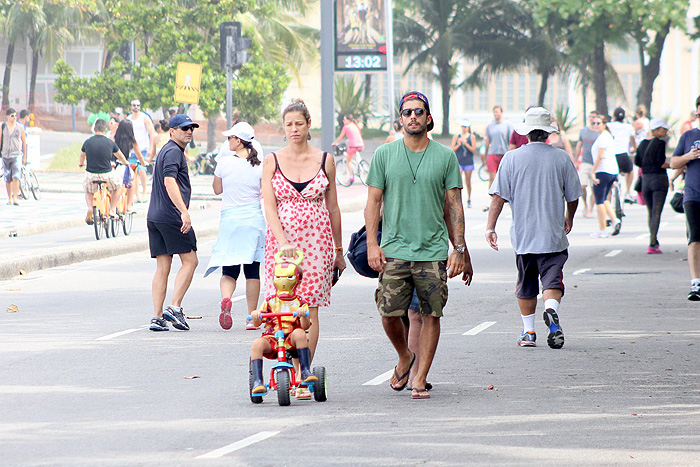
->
[169, 114, 199, 129]
[399, 91, 433, 132]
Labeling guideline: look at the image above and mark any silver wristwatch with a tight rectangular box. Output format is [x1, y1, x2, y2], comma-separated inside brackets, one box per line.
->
[454, 244, 466, 254]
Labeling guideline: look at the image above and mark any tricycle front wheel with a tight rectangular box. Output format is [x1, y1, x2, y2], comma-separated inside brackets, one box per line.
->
[276, 369, 291, 406]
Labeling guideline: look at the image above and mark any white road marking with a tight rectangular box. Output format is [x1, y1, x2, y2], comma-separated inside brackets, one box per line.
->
[635, 233, 649, 240]
[462, 321, 496, 336]
[95, 325, 148, 341]
[470, 222, 486, 230]
[573, 268, 590, 276]
[605, 250, 622, 257]
[197, 431, 280, 459]
[363, 369, 394, 386]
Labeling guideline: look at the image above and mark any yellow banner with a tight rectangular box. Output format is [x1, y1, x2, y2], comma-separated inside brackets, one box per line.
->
[174, 62, 202, 104]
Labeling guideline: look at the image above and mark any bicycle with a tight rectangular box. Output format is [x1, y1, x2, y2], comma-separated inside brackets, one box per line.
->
[333, 142, 369, 187]
[477, 161, 489, 182]
[18, 164, 40, 200]
[610, 177, 623, 222]
[91, 180, 134, 240]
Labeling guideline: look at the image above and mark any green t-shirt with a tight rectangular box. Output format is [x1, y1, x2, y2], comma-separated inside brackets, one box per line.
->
[366, 139, 462, 261]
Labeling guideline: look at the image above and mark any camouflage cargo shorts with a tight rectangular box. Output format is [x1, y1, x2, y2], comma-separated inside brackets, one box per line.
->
[375, 258, 448, 318]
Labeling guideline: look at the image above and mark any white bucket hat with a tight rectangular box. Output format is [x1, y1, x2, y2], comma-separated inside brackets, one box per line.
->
[649, 117, 670, 131]
[514, 107, 558, 135]
[222, 121, 255, 142]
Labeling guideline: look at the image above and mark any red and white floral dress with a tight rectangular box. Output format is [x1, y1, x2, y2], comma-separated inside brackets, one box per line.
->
[264, 153, 333, 307]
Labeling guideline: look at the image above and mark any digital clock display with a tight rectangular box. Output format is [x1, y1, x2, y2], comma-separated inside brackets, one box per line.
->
[336, 53, 387, 71]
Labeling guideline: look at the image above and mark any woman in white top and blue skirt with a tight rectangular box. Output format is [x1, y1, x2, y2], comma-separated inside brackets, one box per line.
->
[205, 122, 265, 330]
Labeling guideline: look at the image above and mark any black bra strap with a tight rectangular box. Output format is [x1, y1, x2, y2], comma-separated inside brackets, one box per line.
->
[321, 151, 328, 177]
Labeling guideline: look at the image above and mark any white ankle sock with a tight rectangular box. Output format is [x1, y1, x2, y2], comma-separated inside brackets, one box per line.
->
[521, 313, 536, 332]
[544, 299, 559, 312]
[691, 278, 700, 287]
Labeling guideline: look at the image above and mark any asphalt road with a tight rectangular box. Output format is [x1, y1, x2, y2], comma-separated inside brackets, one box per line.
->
[2, 202, 700, 465]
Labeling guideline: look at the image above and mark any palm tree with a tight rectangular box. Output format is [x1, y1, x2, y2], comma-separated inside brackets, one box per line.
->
[394, 0, 525, 136]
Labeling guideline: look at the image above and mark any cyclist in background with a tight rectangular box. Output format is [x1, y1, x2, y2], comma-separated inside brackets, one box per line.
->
[78, 119, 129, 223]
[332, 114, 365, 183]
[1, 108, 27, 205]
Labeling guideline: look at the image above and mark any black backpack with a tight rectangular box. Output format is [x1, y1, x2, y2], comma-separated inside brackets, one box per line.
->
[0, 122, 5, 154]
[347, 220, 382, 278]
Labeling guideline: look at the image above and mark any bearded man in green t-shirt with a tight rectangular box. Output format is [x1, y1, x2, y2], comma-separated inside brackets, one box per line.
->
[365, 91, 474, 400]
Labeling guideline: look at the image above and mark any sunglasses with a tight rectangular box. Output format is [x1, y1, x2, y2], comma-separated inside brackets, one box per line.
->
[227, 135, 238, 140]
[8, 114, 16, 118]
[131, 104, 140, 107]
[400, 108, 427, 117]
[179, 126, 195, 132]
[591, 121, 603, 125]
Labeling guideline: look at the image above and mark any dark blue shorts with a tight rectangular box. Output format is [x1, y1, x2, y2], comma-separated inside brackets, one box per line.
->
[593, 172, 617, 205]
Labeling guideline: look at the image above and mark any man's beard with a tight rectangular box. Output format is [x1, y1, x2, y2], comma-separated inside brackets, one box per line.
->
[405, 124, 427, 136]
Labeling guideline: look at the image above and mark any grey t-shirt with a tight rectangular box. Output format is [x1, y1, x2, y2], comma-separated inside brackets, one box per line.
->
[489, 142, 583, 254]
[578, 127, 598, 165]
[486, 121, 513, 155]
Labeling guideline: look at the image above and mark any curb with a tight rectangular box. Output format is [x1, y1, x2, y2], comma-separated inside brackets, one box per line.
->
[1, 193, 367, 281]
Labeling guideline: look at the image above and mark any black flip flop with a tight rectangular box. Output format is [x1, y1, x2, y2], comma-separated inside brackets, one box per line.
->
[390, 352, 415, 391]
[411, 387, 430, 399]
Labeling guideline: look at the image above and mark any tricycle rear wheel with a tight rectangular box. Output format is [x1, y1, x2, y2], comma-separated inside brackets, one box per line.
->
[313, 366, 327, 402]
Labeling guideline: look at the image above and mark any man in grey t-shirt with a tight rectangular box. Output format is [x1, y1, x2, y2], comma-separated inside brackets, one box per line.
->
[574, 110, 599, 217]
[483, 105, 513, 211]
[485, 107, 582, 349]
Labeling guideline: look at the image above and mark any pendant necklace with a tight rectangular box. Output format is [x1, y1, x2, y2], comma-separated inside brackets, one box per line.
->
[403, 140, 429, 184]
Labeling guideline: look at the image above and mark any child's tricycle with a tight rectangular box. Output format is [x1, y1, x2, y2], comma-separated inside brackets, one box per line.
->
[248, 311, 327, 406]
[247, 250, 327, 406]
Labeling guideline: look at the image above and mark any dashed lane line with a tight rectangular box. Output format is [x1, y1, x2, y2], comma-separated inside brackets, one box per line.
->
[573, 268, 590, 275]
[605, 249, 622, 257]
[96, 325, 148, 341]
[363, 369, 394, 386]
[196, 431, 280, 459]
[462, 321, 496, 336]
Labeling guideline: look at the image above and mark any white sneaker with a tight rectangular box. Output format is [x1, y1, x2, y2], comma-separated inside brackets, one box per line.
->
[590, 230, 609, 238]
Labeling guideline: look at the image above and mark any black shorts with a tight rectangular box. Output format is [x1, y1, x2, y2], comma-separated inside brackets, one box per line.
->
[515, 250, 568, 299]
[684, 201, 700, 244]
[615, 153, 633, 174]
[222, 262, 261, 280]
[147, 221, 197, 258]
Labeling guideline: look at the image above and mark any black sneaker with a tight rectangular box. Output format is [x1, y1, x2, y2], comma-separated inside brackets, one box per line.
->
[163, 305, 190, 331]
[149, 317, 169, 332]
[612, 220, 622, 236]
[543, 308, 565, 349]
[688, 286, 700, 301]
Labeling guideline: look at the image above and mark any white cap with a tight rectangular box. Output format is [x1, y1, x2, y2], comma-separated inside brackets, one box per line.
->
[459, 120, 471, 127]
[649, 118, 670, 131]
[222, 122, 255, 142]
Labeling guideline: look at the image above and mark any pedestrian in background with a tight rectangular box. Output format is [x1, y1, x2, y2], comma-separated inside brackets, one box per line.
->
[483, 105, 513, 211]
[450, 120, 476, 208]
[608, 107, 637, 203]
[635, 118, 671, 254]
[127, 99, 157, 203]
[147, 114, 200, 332]
[590, 114, 621, 238]
[1, 108, 27, 206]
[486, 107, 581, 349]
[633, 105, 650, 145]
[204, 122, 265, 331]
[547, 119, 574, 164]
[261, 98, 346, 398]
[574, 110, 599, 218]
[670, 95, 700, 301]
[114, 119, 145, 212]
[365, 91, 473, 399]
[384, 119, 404, 144]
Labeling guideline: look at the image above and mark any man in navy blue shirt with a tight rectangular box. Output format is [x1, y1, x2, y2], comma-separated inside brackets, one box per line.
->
[147, 114, 199, 331]
[671, 95, 700, 301]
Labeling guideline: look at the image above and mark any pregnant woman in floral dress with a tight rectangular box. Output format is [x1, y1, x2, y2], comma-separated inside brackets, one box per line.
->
[261, 98, 346, 368]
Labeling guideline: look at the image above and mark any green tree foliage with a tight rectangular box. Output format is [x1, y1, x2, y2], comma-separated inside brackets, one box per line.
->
[52, 0, 305, 148]
[334, 76, 371, 132]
